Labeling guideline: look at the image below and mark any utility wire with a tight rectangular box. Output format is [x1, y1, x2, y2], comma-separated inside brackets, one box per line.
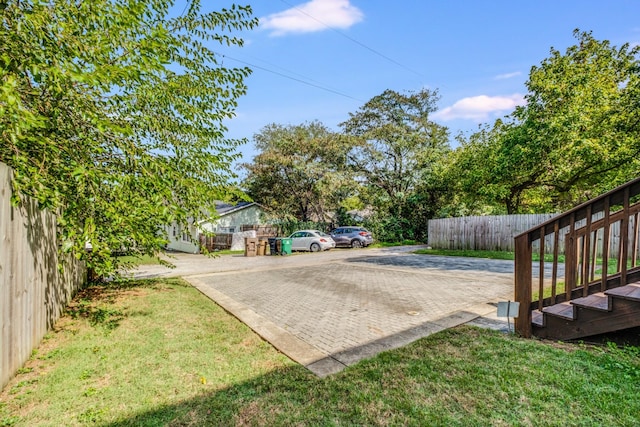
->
[230, 51, 347, 95]
[178, 0, 190, 18]
[216, 52, 364, 102]
[278, 0, 424, 78]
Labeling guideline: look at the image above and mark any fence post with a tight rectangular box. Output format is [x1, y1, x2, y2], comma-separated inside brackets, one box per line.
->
[514, 233, 532, 337]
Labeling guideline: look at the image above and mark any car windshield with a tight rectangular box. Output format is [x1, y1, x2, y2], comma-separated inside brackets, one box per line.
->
[316, 231, 330, 237]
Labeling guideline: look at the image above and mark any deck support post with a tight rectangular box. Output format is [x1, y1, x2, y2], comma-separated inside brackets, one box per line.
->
[515, 233, 532, 337]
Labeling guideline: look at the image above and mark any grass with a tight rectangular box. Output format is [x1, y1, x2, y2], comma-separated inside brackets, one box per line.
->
[2, 279, 640, 426]
[370, 240, 419, 248]
[205, 249, 244, 256]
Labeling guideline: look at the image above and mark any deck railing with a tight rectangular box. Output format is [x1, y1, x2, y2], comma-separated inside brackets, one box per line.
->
[514, 177, 640, 337]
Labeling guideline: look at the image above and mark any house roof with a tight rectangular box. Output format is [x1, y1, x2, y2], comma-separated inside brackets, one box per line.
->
[214, 201, 258, 217]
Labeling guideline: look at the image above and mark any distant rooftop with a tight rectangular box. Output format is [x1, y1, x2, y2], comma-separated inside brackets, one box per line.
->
[214, 201, 256, 216]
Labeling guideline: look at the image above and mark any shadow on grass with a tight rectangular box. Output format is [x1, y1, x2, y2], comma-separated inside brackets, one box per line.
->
[102, 325, 640, 426]
[102, 328, 509, 426]
[105, 365, 325, 426]
[66, 279, 190, 331]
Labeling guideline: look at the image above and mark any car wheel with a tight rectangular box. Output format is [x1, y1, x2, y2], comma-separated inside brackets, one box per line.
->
[350, 239, 363, 248]
[310, 242, 321, 252]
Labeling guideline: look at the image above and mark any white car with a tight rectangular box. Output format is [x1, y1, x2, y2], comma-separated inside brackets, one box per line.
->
[288, 230, 336, 252]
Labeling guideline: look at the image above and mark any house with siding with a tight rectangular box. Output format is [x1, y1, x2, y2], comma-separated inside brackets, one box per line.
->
[165, 202, 267, 253]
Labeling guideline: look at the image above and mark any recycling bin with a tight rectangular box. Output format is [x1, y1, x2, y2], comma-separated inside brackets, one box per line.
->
[280, 237, 292, 255]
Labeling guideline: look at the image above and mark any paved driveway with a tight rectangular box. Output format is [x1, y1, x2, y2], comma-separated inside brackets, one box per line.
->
[132, 246, 514, 376]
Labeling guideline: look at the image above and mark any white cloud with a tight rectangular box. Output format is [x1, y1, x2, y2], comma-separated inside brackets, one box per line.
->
[260, 0, 364, 36]
[494, 71, 522, 80]
[433, 94, 526, 121]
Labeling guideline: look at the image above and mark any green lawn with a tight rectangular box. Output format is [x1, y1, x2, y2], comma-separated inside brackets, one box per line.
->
[369, 240, 419, 248]
[1, 279, 639, 426]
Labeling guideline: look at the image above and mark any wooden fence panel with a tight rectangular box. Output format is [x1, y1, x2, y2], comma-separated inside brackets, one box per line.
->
[199, 233, 233, 251]
[427, 214, 559, 253]
[1, 162, 86, 390]
[427, 214, 623, 255]
[240, 224, 278, 238]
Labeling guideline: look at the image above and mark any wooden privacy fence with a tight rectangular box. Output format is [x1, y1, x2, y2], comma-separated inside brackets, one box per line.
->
[241, 224, 279, 238]
[429, 214, 630, 255]
[199, 233, 233, 251]
[0, 162, 86, 390]
[200, 225, 278, 251]
[428, 214, 558, 252]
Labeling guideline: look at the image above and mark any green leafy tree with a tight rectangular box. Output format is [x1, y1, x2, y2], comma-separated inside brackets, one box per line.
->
[519, 29, 640, 208]
[242, 121, 354, 222]
[341, 89, 450, 240]
[0, 0, 257, 276]
[450, 120, 547, 214]
[453, 30, 640, 214]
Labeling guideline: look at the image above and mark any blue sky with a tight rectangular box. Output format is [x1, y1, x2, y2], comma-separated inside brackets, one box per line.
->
[211, 0, 640, 163]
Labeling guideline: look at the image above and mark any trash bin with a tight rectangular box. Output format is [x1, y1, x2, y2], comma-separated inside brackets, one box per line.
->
[244, 237, 258, 257]
[280, 237, 292, 255]
[268, 237, 278, 255]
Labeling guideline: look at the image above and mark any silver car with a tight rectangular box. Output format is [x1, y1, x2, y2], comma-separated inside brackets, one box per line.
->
[330, 226, 374, 248]
[288, 230, 336, 252]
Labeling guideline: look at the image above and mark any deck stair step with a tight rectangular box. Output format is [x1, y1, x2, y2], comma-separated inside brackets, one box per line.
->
[532, 310, 544, 327]
[571, 293, 611, 312]
[533, 280, 640, 340]
[542, 302, 575, 320]
[605, 283, 640, 301]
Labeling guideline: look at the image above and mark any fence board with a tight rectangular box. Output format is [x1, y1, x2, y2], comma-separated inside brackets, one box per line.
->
[429, 214, 627, 255]
[428, 214, 559, 252]
[199, 233, 234, 251]
[1, 162, 86, 390]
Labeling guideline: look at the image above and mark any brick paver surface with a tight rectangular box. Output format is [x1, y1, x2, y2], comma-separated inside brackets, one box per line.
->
[191, 252, 513, 356]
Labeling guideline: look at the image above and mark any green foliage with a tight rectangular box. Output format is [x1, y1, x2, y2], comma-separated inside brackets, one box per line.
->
[363, 213, 411, 242]
[520, 30, 640, 208]
[243, 121, 355, 222]
[451, 30, 640, 214]
[449, 120, 544, 214]
[244, 30, 640, 239]
[276, 219, 334, 237]
[341, 89, 451, 239]
[0, 0, 257, 277]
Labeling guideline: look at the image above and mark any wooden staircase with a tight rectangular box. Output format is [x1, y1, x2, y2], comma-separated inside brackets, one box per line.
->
[532, 280, 640, 340]
[514, 177, 640, 340]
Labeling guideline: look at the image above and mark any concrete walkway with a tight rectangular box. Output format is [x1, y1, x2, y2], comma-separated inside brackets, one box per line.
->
[132, 246, 514, 377]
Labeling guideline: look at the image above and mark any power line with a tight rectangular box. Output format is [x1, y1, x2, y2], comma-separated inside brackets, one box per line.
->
[216, 52, 364, 102]
[229, 51, 345, 94]
[278, 0, 424, 78]
[178, 0, 190, 18]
